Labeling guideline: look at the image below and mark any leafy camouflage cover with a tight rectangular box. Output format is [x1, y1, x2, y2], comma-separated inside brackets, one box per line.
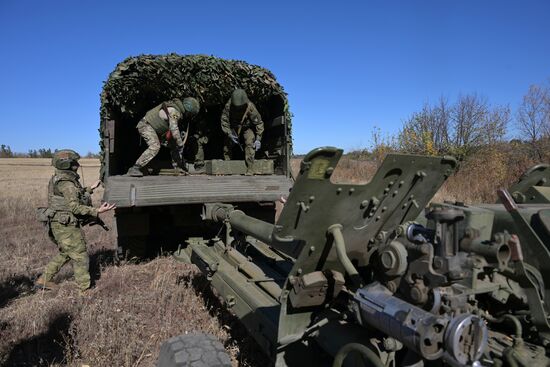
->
[99, 54, 292, 175]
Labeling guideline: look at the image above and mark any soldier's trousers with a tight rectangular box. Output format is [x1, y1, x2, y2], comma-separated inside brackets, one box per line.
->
[135, 120, 161, 168]
[223, 128, 256, 170]
[43, 222, 90, 290]
[194, 135, 209, 168]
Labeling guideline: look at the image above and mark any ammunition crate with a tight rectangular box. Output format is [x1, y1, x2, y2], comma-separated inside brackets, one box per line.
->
[205, 159, 274, 175]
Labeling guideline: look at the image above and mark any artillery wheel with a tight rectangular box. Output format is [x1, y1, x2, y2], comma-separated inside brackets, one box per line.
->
[157, 333, 231, 367]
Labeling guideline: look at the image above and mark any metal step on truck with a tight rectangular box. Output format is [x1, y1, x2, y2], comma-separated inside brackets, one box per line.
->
[99, 54, 293, 257]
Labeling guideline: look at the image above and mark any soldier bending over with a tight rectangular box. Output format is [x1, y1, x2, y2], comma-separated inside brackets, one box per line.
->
[221, 89, 264, 175]
[127, 97, 200, 177]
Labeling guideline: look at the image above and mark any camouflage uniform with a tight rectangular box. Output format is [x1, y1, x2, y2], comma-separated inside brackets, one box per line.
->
[135, 99, 187, 168]
[221, 97, 264, 171]
[193, 119, 210, 170]
[42, 169, 98, 290]
[129, 97, 200, 176]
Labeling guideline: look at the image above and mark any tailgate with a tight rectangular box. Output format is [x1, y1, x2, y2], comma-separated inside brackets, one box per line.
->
[104, 175, 293, 208]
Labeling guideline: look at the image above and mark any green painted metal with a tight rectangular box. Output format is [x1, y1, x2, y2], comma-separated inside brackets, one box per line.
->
[173, 147, 550, 367]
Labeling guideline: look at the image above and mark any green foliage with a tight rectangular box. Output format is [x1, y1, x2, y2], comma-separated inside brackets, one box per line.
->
[396, 95, 509, 160]
[0, 144, 14, 158]
[27, 148, 53, 158]
[100, 54, 290, 123]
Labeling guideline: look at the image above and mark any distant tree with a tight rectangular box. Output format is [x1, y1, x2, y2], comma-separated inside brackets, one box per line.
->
[84, 151, 101, 158]
[397, 94, 509, 159]
[26, 148, 54, 158]
[398, 97, 451, 155]
[38, 148, 53, 158]
[0, 144, 14, 158]
[369, 126, 396, 163]
[516, 84, 550, 159]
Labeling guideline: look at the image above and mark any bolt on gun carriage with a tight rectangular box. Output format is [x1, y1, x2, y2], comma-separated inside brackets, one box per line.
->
[161, 147, 550, 367]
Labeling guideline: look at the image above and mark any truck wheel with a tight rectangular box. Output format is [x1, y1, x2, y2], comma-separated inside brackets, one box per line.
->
[157, 333, 231, 367]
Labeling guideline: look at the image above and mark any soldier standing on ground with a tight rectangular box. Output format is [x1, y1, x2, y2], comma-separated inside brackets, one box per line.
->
[221, 89, 264, 175]
[35, 150, 116, 293]
[127, 97, 201, 177]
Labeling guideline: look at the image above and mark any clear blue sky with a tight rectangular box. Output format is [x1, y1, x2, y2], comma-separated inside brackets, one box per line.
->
[1, 0, 549, 154]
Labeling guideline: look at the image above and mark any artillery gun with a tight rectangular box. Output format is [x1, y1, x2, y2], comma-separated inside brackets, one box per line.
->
[159, 147, 550, 367]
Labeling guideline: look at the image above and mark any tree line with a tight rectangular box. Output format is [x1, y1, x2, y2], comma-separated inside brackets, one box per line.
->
[354, 80, 550, 163]
[0, 145, 99, 159]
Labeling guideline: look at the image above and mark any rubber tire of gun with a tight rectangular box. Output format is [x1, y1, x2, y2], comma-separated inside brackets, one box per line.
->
[157, 333, 231, 367]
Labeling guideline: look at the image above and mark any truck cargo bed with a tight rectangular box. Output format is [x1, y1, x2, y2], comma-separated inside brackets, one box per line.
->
[104, 175, 293, 208]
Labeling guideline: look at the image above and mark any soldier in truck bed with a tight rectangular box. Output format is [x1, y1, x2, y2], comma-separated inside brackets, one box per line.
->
[127, 97, 201, 177]
[221, 89, 264, 175]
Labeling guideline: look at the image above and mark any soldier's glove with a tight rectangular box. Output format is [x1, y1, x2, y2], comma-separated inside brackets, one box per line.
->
[253, 140, 261, 151]
[229, 133, 239, 145]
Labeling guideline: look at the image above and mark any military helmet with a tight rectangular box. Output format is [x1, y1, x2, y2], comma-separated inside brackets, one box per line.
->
[182, 97, 200, 115]
[231, 89, 249, 107]
[52, 149, 80, 170]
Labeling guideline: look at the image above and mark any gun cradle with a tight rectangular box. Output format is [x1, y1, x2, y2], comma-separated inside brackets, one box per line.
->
[174, 148, 550, 367]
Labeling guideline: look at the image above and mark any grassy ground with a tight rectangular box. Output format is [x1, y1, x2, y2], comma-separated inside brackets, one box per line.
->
[0, 159, 267, 367]
[0, 154, 536, 366]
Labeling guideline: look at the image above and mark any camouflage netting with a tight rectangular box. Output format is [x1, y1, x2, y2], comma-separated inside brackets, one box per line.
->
[99, 54, 292, 176]
[100, 53, 291, 124]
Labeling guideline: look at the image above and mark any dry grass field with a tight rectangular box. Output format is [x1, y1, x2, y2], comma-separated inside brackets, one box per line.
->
[0, 154, 535, 366]
[0, 159, 267, 367]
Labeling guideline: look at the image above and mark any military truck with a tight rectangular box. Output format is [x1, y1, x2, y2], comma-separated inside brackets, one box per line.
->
[158, 148, 550, 367]
[99, 54, 293, 256]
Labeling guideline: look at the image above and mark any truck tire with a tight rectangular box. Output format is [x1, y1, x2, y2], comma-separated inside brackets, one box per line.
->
[157, 333, 231, 367]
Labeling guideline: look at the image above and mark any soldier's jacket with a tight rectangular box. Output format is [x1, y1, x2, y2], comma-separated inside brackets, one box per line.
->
[144, 99, 186, 147]
[220, 100, 264, 140]
[48, 169, 98, 226]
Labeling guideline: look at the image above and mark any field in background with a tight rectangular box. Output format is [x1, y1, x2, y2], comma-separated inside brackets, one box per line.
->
[0, 154, 538, 366]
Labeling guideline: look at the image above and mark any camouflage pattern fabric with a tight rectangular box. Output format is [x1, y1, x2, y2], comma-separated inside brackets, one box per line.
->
[135, 119, 162, 167]
[221, 100, 264, 171]
[144, 102, 185, 147]
[49, 170, 97, 218]
[224, 128, 256, 171]
[42, 169, 97, 290]
[193, 120, 210, 169]
[220, 100, 264, 139]
[43, 222, 90, 290]
[99, 54, 292, 181]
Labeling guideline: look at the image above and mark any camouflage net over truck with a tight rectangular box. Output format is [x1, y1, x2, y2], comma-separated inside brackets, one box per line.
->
[99, 54, 292, 178]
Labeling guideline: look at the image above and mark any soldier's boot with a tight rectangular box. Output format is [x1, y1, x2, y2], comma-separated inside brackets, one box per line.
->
[173, 167, 188, 176]
[34, 276, 58, 290]
[127, 165, 144, 177]
[193, 162, 205, 174]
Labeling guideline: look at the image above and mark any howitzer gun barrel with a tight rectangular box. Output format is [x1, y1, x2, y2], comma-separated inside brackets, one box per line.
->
[204, 203, 275, 245]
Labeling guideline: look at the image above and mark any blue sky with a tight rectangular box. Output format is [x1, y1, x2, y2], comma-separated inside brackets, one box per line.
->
[0, 0, 549, 154]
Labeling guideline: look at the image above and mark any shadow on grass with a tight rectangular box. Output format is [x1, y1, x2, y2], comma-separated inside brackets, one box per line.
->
[0, 275, 35, 308]
[89, 248, 117, 286]
[178, 273, 272, 367]
[4, 313, 72, 367]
